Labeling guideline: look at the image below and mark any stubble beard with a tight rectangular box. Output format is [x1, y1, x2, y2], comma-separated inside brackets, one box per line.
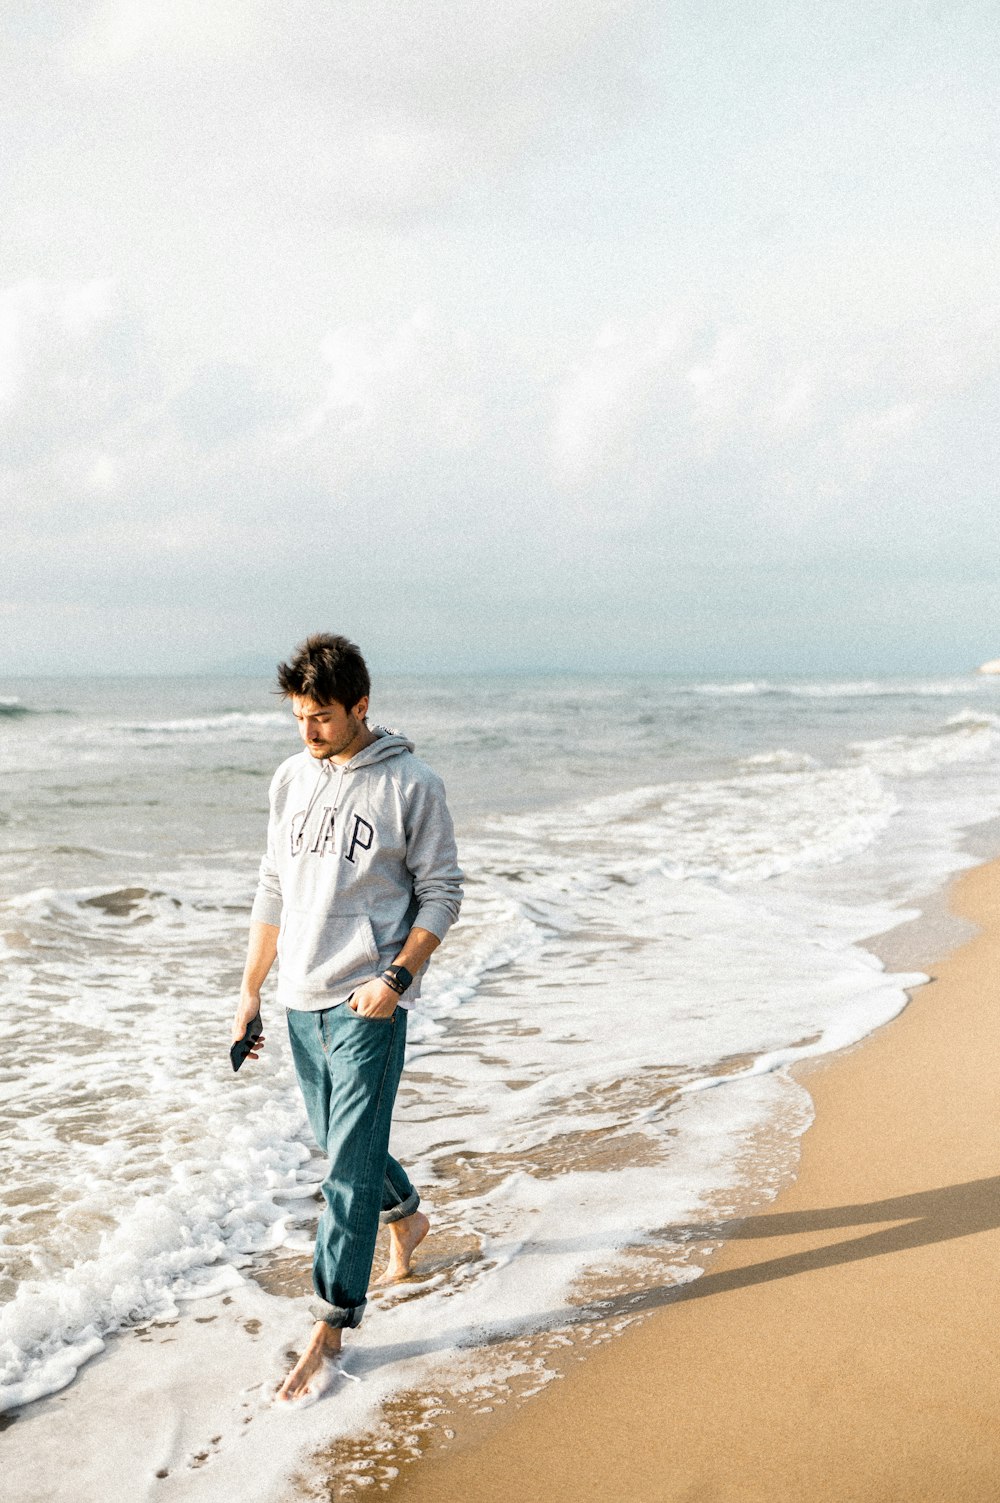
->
[308, 717, 366, 761]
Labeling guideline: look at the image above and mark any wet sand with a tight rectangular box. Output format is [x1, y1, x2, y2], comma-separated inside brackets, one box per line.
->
[381, 857, 1000, 1502]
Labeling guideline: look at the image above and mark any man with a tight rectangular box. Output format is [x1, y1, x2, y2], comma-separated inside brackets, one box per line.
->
[232, 633, 463, 1403]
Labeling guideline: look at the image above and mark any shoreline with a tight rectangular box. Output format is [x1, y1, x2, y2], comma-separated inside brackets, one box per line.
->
[366, 856, 1000, 1502]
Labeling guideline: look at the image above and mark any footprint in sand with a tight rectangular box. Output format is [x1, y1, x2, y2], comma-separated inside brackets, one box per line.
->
[187, 1434, 224, 1469]
[239, 1380, 268, 1428]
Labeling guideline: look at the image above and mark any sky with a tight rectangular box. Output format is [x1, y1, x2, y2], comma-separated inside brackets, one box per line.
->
[2, 0, 999, 676]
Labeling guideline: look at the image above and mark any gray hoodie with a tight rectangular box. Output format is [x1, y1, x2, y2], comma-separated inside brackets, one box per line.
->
[251, 728, 463, 1011]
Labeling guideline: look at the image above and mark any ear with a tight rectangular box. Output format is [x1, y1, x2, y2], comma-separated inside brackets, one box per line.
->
[354, 695, 370, 721]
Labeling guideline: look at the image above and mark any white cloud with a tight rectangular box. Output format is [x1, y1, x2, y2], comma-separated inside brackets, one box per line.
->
[547, 275, 1000, 541]
[5, 266, 999, 599]
[66, 0, 263, 78]
[68, 0, 626, 85]
[6, 2, 1000, 669]
[0, 279, 115, 409]
[550, 311, 758, 503]
[57, 0, 640, 218]
[0, 279, 157, 503]
[84, 454, 118, 490]
[309, 307, 482, 452]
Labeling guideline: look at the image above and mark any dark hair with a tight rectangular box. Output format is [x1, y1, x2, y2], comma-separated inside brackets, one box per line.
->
[276, 633, 371, 710]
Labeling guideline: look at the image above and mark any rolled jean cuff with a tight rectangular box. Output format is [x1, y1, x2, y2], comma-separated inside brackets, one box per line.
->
[309, 1296, 367, 1330]
[380, 1190, 420, 1226]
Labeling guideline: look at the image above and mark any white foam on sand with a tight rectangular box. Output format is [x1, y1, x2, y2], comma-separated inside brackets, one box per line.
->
[2, 861, 929, 1499]
[4, 1069, 815, 1503]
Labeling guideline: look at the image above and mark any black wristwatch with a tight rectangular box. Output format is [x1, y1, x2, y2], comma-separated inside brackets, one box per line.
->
[381, 964, 413, 995]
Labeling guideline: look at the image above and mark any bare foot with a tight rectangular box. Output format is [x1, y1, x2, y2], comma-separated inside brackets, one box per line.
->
[276, 1321, 342, 1403]
[372, 1210, 430, 1287]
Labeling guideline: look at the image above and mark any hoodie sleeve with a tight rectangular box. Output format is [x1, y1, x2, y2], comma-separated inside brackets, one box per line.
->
[403, 769, 464, 942]
[250, 770, 284, 927]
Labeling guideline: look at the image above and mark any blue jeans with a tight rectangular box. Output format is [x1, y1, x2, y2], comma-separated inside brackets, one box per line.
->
[286, 1002, 419, 1329]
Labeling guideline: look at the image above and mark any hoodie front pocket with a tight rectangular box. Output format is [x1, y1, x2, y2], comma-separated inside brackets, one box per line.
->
[278, 908, 379, 990]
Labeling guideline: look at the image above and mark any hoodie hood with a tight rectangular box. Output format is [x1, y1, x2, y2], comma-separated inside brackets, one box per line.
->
[346, 725, 415, 767]
[293, 726, 415, 834]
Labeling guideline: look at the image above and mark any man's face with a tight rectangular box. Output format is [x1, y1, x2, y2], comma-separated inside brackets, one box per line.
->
[291, 695, 369, 761]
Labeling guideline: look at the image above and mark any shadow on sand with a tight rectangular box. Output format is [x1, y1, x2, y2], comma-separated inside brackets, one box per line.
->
[354, 1174, 1000, 1372]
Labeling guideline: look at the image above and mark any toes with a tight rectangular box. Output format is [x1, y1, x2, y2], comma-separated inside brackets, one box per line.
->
[277, 1368, 306, 1402]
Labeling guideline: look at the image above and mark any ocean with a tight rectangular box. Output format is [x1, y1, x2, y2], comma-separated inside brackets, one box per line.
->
[4, 671, 1000, 1500]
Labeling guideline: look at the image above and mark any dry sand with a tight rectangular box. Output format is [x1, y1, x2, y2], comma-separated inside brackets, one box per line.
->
[384, 858, 1000, 1502]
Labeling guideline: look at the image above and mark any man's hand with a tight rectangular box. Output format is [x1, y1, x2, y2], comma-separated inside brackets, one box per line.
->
[234, 922, 277, 1063]
[232, 992, 266, 1059]
[348, 978, 400, 1018]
